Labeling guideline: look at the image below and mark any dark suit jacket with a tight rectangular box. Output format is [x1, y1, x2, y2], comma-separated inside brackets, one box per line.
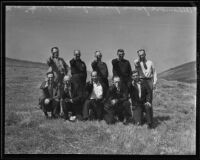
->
[84, 80, 107, 101]
[91, 60, 108, 79]
[128, 81, 151, 106]
[40, 81, 60, 100]
[60, 82, 84, 104]
[70, 58, 87, 77]
[112, 58, 132, 79]
[105, 83, 129, 106]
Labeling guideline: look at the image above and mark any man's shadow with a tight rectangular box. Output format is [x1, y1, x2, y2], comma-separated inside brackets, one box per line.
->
[152, 115, 171, 128]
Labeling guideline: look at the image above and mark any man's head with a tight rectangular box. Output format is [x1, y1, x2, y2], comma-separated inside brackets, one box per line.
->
[47, 72, 54, 83]
[91, 71, 98, 83]
[63, 75, 71, 85]
[113, 76, 121, 88]
[74, 50, 81, 60]
[117, 49, 125, 61]
[51, 47, 59, 58]
[95, 51, 102, 61]
[131, 70, 140, 83]
[137, 49, 146, 62]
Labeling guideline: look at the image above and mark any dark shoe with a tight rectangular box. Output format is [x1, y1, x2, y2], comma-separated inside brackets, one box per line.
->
[123, 120, 129, 125]
[147, 123, 154, 129]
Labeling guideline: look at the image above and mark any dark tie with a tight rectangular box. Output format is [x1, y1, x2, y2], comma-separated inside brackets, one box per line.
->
[143, 61, 147, 69]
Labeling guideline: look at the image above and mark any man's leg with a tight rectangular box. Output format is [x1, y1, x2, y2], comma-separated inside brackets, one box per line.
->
[82, 99, 92, 120]
[132, 104, 143, 125]
[52, 99, 60, 118]
[144, 103, 153, 128]
[92, 100, 104, 120]
[122, 101, 132, 123]
[62, 101, 72, 120]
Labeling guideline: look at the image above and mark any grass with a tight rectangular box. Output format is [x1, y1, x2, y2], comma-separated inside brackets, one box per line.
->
[5, 61, 196, 154]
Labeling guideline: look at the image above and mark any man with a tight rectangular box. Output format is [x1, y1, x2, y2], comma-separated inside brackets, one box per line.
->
[133, 49, 157, 104]
[112, 49, 132, 89]
[128, 70, 153, 129]
[47, 47, 69, 86]
[39, 72, 60, 118]
[91, 51, 109, 89]
[60, 75, 84, 121]
[104, 76, 132, 124]
[70, 50, 87, 88]
[82, 71, 107, 121]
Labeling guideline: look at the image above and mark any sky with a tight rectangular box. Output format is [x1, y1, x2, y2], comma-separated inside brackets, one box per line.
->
[6, 6, 196, 74]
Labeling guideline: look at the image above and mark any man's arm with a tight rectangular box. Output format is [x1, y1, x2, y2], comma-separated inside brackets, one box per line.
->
[112, 59, 119, 77]
[91, 60, 98, 71]
[61, 58, 69, 75]
[152, 62, 157, 86]
[47, 57, 54, 67]
[127, 61, 132, 76]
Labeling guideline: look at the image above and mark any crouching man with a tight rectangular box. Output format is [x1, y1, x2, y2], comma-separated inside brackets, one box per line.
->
[129, 70, 153, 129]
[39, 72, 60, 118]
[104, 76, 132, 124]
[60, 75, 84, 121]
[82, 71, 107, 121]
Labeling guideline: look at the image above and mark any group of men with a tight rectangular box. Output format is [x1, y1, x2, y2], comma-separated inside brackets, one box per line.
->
[38, 47, 157, 129]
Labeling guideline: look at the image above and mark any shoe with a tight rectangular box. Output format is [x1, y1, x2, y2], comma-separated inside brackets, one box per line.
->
[69, 116, 76, 122]
[147, 124, 154, 129]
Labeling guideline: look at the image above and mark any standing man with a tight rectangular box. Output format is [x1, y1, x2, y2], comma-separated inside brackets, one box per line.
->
[47, 47, 69, 86]
[91, 51, 109, 89]
[129, 70, 153, 129]
[133, 49, 157, 104]
[82, 71, 107, 121]
[112, 49, 132, 89]
[70, 50, 87, 88]
[104, 76, 132, 125]
[39, 72, 60, 118]
[60, 75, 84, 121]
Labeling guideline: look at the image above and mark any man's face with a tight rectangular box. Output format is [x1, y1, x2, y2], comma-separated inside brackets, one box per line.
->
[52, 48, 59, 58]
[95, 52, 102, 60]
[74, 50, 81, 60]
[113, 77, 121, 88]
[91, 72, 98, 83]
[48, 74, 54, 83]
[138, 51, 146, 61]
[117, 51, 124, 60]
[132, 73, 140, 83]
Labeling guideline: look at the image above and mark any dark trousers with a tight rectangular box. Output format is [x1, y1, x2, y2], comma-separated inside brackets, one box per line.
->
[133, 104, 153, 126]
[83, 99, 104, 120]
[104, 100, 132, 124]
[39, 98, 60, 118]
[100, 78, 109, 89]
[61, 101, 82, 120]
[71, 74, 86, 88]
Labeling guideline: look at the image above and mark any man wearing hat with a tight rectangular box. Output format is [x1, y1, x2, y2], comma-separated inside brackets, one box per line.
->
[133, 49, 157, 105]
[128, 70, 153, 129]
[60, 75, 84, 121]
[70, 50, 87, 88]
[112, 49, 132, 89]
[91, 51, 109, 89]
[47, 47, 69, 86]
[82, 71, 107, 121]
[39, 72, 60, 118]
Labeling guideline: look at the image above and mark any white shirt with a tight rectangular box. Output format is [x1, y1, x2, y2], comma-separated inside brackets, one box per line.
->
[90, 82, 103, 100]
[136, 83, 141, 99]
[136, 60, 157, 85]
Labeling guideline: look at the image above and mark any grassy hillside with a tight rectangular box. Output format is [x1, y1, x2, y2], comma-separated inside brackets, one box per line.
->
[158, 61, 196, 83]
[5, 58, 196, 154]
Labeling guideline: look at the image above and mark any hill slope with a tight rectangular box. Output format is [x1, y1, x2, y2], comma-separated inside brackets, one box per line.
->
[5, 57, 196, 154]
[158, 61, 196, 83]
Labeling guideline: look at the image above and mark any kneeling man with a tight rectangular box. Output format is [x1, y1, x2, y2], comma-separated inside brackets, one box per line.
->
[39, 72, 60, 118]
[60, 75, 84, 121]
[129, 70, 153, 129]
[104, 76, 132, 124]
[82, 71, 107, 121]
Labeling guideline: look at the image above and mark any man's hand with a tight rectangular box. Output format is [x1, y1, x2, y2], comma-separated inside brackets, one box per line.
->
[111, 99, 118, 105]
[144, 102, 151, 108]
[134, 59, 140, 67]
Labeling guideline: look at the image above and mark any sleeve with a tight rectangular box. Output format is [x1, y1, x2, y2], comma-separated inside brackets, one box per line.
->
[152, 62, 157, 85]
[40, 81, 48, 89]
[112, 59, 119, 77]
[91, 60, 98, 71]
[47, 57, 53, 66]
[140, 61, 152, 78]
[61, 58, 69, 74]
[70, 59, 76, 67]
[103, 63, 109, 78]
[127, 61, 132, 76]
